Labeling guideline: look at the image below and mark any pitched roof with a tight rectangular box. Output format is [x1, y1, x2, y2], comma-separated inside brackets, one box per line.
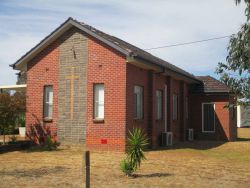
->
[11, 17, 200, 82]
[77, 20, 199, 81]
[193, 76, 230, 93]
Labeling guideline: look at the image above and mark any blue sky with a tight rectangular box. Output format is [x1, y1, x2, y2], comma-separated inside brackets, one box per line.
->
[0, 0, 246, 85]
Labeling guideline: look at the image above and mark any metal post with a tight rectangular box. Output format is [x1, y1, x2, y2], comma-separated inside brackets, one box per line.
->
[85, 151, 90, 188]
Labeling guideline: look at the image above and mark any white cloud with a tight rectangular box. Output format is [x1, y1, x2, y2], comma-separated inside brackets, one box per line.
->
[0, 0, 246, 85]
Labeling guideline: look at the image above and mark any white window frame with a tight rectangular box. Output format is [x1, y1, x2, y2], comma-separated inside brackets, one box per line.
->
[94, 84, 104, 120]
[202, 103, 216, 133]
[134, 85, 143, 119]
[156, 90, 163, 120]
[44, 85, 53, 119]
[173, 94, 178, 120]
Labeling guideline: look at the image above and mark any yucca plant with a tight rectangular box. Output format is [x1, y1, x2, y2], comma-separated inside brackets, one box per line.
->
[126, 128, 149, 172]
[120, 159, 134, 176]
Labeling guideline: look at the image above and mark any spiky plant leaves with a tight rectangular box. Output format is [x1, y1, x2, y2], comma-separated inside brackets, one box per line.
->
[127, 128, 149, 171]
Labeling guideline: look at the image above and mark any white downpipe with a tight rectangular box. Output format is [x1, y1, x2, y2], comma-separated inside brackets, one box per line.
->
[237, 105, 241, 128]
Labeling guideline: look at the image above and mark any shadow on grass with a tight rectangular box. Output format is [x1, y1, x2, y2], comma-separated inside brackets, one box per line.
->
[134, 173, 173, 178]
[21, 146, 63, 153]
[172, 141, 226, 150]
[0, 166, 69, 178]
[147, 141, 226, 152]
[0, 141, 32, 154]
[237, 138, 250, 142]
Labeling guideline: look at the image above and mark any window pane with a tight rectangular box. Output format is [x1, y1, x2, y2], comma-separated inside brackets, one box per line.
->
[203, 104, 215, 132]
[156, 90, 162, 120]
[134, 86, 143, 119]
[44, 103, 49, 118]
[134, 93, 137, 118]
[44, 86, 53, 119]
[48, 90, 53, 104]
[48, 104, 53, 118]
[94, 84, 104, 119]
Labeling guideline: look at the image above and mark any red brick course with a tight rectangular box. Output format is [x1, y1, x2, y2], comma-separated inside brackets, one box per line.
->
[86, 36, 127, 151]
[26, 41, 59, 143]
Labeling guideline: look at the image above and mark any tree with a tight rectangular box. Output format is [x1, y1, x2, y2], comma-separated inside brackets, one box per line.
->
[0, 92, 26, 144]
[216, 0, 250, 106]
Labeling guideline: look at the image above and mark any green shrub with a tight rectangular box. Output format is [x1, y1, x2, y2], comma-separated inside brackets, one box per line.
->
[120, 159, 134, 176]
[44, 136, 60, 151]
[127, 128, 149, 171]
[121, 128, 149, 176]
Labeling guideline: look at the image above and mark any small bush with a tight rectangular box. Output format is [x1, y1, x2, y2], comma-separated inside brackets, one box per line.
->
[44, 136, 60, 151]
[120, 159, 134, 176]
[127, 128, 148, 171]
[121, 128, 149, 176]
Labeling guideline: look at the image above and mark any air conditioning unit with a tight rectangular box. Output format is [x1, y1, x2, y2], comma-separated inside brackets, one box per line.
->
[187, 129, 194, 141]
[161, 132, 173, 146]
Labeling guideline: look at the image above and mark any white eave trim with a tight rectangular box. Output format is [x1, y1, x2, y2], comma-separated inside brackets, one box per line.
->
[0, 84, 27, 89]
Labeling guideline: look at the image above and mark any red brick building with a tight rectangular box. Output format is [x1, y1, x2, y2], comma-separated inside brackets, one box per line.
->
[11, 18, 237, 151]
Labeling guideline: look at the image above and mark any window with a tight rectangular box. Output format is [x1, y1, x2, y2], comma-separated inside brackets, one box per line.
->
[94, 84, 104, 119]
[44, 86, 53, 119]
[202, 103, 215, 132]
[173, 94, 178, 120]
[134, 85, 143, 119]
[156, 90, 163, 120]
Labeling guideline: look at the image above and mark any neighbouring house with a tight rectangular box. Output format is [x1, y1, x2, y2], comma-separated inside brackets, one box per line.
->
[10, 18, 237, 151]
[237, 106, 250, 128]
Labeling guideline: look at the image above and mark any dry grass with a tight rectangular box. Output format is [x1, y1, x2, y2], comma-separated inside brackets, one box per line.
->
[0, 128, 250, 188]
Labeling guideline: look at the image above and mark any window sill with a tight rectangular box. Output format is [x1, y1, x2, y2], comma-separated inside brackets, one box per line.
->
[93, 119, 105, 123]
[43, 118, 53, 122]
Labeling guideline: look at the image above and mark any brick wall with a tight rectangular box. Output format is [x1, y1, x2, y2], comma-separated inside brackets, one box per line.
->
[126, 64, 150, 142]
[126, 65, 190, 148]
[57, 28, 87, 143]
[151, 73, 167, 148]
[171, 78, 181, 141]
[26, 41, 59, 143]
[86, 36, 127, 151]
[190, 94, 236, 141]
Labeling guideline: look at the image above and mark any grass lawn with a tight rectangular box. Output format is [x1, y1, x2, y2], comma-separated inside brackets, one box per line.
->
[0, 128, 250, 188]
